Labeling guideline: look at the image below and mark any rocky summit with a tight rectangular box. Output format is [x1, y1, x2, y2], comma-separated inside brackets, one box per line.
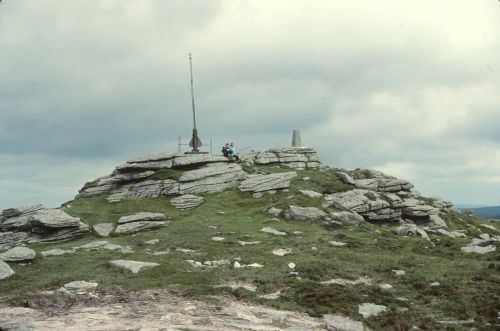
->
[0, 146, 499, 331]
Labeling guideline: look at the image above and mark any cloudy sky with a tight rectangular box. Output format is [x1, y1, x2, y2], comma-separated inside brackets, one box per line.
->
[1, 0, 499, 209]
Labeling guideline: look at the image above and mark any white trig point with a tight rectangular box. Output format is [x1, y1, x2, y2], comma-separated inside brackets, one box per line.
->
[291, 130, 302, 147]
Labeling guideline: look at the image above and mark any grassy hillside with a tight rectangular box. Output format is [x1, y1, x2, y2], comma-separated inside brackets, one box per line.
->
[1, 166, 499, 330]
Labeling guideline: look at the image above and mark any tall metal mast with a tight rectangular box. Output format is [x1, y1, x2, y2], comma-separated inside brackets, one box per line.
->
[188, 53, 202, 152]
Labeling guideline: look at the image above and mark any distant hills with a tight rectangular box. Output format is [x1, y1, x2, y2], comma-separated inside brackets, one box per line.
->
[457, 205, 500, 220]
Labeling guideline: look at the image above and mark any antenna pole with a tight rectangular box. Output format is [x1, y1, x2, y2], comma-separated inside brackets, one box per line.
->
[189, 53, 197, 131]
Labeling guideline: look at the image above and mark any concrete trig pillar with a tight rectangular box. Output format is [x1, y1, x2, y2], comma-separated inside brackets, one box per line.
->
[291, 130, 302, 147]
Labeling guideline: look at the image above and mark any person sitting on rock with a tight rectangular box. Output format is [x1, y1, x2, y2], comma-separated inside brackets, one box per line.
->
[229, 142, 239, 162]
[222, 143, 231, 160]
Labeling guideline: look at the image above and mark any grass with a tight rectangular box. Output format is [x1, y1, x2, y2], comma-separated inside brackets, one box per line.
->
[1, 168, 499, 330]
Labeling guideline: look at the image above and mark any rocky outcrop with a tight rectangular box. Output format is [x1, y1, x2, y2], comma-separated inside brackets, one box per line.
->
[241, 147, 321, 169]
[0, 206, 89, 249]
[325, 169, 452, 223]
[77, 153, 247, 202]
[239, 172, 297, 193]
[284, 206, 329, 221]
[170, 195, 204, 209]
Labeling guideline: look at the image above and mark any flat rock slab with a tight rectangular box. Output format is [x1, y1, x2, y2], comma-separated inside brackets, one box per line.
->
[358, 303, 387, 319]
[0, 247, 36, 262]
[114, 221, 167, 235]
[238, 240, 261, 246]
[93, 223, 114, 237]
[239, 172, 297, 193]
[0, 260, 15, 280]
[324, 314, 366, 331]
[118, 212, 167, 224]
[40, 248, 75, 257]
[78, 240, 110, 250]
[31, 209, 81, 228]
[260, 227, 287, 236]
[109, 260, 160, 274]
[170, 194, 204, 209]
[144, 239, 160, 245]
[321, 276, 373, 286]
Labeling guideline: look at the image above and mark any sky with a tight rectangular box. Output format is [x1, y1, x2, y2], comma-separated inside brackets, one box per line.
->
[1, 0, 499, 209]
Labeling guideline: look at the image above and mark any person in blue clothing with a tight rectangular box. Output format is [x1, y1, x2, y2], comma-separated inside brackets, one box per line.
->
[228, 142, 239, 162]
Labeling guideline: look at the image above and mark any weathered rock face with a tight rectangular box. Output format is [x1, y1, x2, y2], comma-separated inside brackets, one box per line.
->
[239, 172, 297, 193]
[93, 223, 115, 237]
[0, 207, 89, 249]
[240, 147, 321, 169]
[170, 195, 204, 209]
[325, 170, 453, 223]
[330, 211, 365, 226]
[77, 153, 247, 202]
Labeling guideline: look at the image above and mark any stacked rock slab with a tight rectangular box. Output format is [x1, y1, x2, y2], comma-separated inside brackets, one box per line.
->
[331, 170, 454, 223]
[0, 207, 89, 250]
[170, 195, 204, 209]
[240, 147, 321, 169]
[114, 212, 168, 235]
[239, 172, 297, 193]
[77, 153, 247, 202]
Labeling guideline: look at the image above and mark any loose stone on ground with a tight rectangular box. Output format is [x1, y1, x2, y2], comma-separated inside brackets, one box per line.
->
[109, 260, 160, 273]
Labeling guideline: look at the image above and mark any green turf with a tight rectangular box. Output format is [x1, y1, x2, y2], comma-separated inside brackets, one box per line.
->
[1, 168, 499, 330]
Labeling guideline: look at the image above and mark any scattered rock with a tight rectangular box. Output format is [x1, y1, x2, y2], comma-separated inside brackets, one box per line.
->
[109, 260, 160, 273]
[260, 227, 287, 236]
[267, 207, 282, 217]
[329, 241, 347, 247]
[209, 237, 225, 243]
[233, 261, 241, 268]
[144, 239, 160, 245]
[0, 247, 36, 262]
[299, 190, 323, 198]
[321, 276, 373, 286]
[252, 192, 263, 198]
[324, 314, 365, 331]
[238, 241, 260, 246]
[93, 223, 114, 237]
[215, 283, 257, 292]
[288, 263, 296, 269]
[335, 172, 356, 185]
[244, 263, 264, 268]
[0, 260, 15, 280]
[392, 270, 406, 276]
[430, 282, 440, 287]
[63, 280, 98, 293]
[258, 290, 282, 300]
[284, 205, 328, 221]
[170, 195, 204, 209]
[358, 303, 387, 319]
[272, 248, 293, 256]
[428, 214, 448, 229]
[479, 224, 498, 232]
[79, 240, 109, 250]
[378, 283, 393, 290]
